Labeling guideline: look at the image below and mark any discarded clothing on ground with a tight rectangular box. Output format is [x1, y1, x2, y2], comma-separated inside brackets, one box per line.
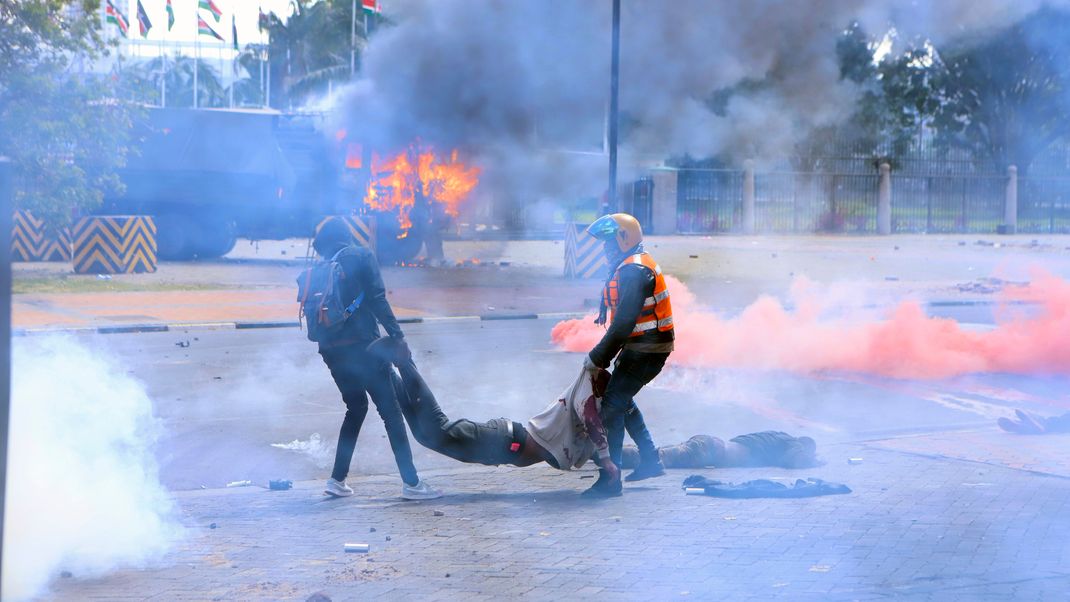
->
[682, 475, 851, 498]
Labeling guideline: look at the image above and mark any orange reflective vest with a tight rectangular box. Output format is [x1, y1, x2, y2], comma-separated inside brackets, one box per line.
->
[602, 252, 674, 342]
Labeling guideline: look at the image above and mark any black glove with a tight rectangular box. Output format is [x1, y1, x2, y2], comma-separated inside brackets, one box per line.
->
[392, 336, 412, 363]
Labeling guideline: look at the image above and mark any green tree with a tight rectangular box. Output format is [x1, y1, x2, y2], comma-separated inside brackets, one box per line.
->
[257, 0, 378, 108]
[129, 56, 226, 108]
[929, 6, 1070, 174]
[0, 0, 141, 230]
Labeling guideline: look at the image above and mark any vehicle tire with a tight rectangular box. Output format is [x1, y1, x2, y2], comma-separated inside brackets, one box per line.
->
[155, 213, 194, 260]
[190, 218, 237, 259]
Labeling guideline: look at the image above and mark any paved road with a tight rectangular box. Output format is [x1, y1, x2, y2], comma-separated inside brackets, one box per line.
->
[66, 311, 1067, 492]
[31, 312, 1070, 600]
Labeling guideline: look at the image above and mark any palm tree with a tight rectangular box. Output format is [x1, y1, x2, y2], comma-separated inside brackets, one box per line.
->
[254, 0, 376, 109]
[130, 56, 225, 108]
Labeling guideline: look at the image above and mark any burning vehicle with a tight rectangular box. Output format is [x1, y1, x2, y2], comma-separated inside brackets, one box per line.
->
[101, 107, 479, 262]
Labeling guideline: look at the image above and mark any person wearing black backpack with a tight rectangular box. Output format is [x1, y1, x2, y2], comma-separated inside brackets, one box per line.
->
[306, 218, 441, 500]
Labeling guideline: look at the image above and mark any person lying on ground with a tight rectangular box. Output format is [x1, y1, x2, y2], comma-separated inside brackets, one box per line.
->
[621, 431, 818, 470]
[369, 338, 625, 498]
[998, 409, 1070, 435]
[371, 340, 819, 494]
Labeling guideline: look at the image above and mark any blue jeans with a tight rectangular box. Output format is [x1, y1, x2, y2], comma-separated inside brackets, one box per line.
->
[602, 349, 669, 468]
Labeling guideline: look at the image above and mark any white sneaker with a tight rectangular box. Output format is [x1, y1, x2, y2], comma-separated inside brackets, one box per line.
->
[325, 478, 354, 497]
[401, 479, 442, 500]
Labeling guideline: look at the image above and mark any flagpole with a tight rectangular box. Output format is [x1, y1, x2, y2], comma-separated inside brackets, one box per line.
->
[194, 41, 199, 108]
[350, 0, 356, 76]
[160, 40, 166, 107]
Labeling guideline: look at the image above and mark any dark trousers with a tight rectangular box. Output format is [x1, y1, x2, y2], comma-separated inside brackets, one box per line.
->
[391, 361, 519, 466]
[320, 343, 419, 485]
[602, 349, 669, 468]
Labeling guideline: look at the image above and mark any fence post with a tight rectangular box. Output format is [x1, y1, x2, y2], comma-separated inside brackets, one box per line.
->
[649, 168, 679, 234]
[878, 162, 891, 235]
[1003, 165, 1018, 234]
[742, 159, 755, 234]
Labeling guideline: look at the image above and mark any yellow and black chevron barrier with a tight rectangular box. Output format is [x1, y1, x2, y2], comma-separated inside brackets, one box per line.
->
[563, 222, 608, 279]
[11, 210, 72, 262]
[315, 215, 376, 253]
[71, 216, 157, 274]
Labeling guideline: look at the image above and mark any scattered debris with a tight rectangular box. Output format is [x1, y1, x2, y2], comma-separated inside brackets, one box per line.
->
[226, 480, 252, 488]
[269, 479, 293, 491]
[847, 458, 864, 465]
[956, 277, 1027, 295]
[176, 340, 190, 348]
[433, 510, 445, 517]
[344, 543, 370, 553]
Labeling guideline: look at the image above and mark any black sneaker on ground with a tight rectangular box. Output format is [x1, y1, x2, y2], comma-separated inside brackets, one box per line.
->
[581, 470, 623, 498]
[624, 460, 666, 482]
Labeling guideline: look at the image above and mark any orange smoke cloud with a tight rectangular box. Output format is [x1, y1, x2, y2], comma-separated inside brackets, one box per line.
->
[550, 273, 1070, 379]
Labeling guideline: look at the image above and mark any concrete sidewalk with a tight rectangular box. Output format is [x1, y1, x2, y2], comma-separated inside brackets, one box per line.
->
[45, 432, 1070, 600]
[13, 233, 1070, 331]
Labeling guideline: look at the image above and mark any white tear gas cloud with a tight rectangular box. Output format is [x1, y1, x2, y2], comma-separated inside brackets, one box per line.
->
[2, 336, 182, 601]
[271, 432, 334, 469]
[339, 0, 1052, 201]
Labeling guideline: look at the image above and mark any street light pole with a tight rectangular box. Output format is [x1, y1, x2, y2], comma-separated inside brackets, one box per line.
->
[606, 0, 621, 215]
[350, 0, 357, 76]
[0, 157, 12, 582]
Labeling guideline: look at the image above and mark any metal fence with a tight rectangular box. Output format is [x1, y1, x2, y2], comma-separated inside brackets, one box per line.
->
[1020, 177, 1070, 233]
[675, 168, 1070, 234]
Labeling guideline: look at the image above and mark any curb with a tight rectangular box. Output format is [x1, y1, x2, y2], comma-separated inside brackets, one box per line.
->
[12, 312, 590, 337]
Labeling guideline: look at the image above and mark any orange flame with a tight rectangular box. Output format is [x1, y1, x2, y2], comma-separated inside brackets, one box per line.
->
[365, 143, 480, 232]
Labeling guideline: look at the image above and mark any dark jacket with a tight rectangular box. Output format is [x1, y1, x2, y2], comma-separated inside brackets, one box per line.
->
[589, 262, 658, 368]
[314, 220, 403, 350]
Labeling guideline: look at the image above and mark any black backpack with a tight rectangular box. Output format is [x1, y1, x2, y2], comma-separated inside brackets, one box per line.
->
[296, 248, 364, 342]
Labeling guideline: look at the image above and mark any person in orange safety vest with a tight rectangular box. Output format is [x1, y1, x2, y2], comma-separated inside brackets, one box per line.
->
[581, 213, 674, 497]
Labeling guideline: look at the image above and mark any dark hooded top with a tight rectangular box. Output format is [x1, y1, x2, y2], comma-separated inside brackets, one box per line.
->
[313, 219, 404, 349]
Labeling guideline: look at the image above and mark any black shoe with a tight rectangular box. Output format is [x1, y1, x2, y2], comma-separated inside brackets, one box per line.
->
[581, 471, 622, 498]
[625, 460, 665, 482]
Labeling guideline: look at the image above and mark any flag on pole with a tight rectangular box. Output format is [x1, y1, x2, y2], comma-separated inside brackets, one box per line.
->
[199, 0, 223, 22]
[198, 14, 224, 40]
[362, 0, 380, 14]
[166, 0, 175, 30]
[136, 0, 152, 37]
[258, 6, 270, 32]
[232, 14, 239, 50]
[105, 0, 130, 37]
